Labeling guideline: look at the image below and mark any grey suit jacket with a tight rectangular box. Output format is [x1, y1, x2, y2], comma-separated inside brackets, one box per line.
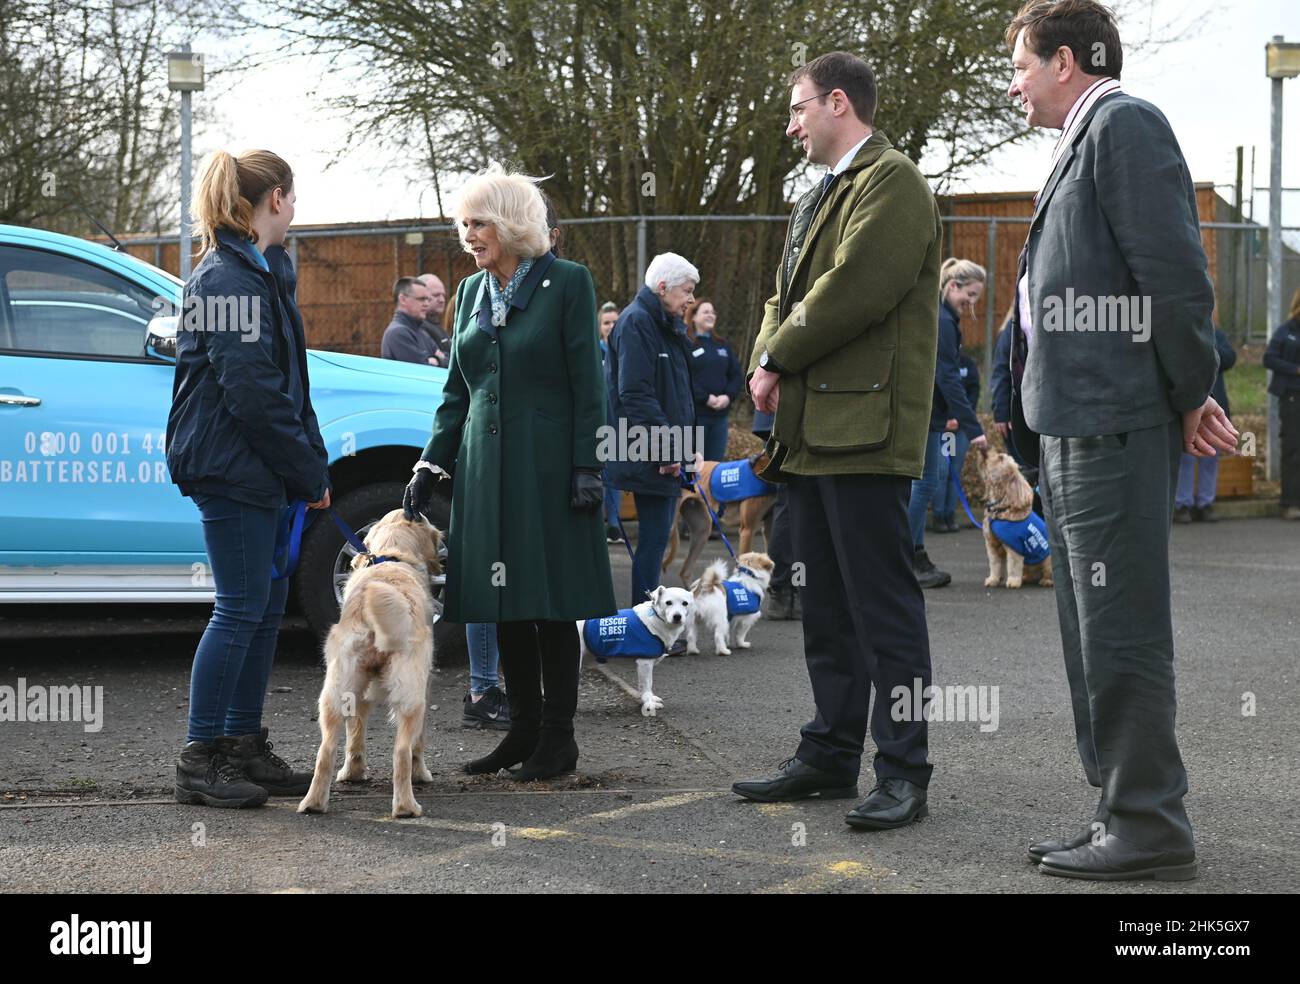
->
[1011, 92, 1218, 448]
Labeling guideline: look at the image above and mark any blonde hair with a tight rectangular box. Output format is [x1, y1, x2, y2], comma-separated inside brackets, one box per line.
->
[454, 161, 550, 260]
[1289, 288, 1300, 322]
[939, 258, 987, 294]
[192, 149, 293, 256]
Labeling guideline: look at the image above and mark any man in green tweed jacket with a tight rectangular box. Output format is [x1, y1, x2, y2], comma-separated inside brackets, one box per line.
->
[732, 51, 943, 831]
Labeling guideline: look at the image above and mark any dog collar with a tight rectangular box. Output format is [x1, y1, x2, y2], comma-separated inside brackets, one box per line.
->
[735, 565, 758, 580]
[358, 553, 391, 567]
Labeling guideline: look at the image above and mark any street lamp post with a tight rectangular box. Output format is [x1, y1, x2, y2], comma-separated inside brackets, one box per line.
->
[1265, 37, 1299, 482]
[167, 44, 205, 282]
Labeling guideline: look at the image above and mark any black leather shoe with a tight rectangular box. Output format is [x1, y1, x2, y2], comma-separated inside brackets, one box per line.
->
[1027, 823, 1095, 862]
[732, 757, 858, 803]
[844, 777, 928, 829]
[1038, 833, 1197, 881]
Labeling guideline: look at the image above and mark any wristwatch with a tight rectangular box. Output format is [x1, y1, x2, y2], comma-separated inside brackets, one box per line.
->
[758, 350, 784, 374]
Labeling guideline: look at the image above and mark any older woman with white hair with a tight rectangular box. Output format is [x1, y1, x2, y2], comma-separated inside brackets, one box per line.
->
[404, 161, 616, 781]
[605, 252, 701, 603]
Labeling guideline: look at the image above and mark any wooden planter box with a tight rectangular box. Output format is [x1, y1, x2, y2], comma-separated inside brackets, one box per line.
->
[1213, 453, 1254, 499]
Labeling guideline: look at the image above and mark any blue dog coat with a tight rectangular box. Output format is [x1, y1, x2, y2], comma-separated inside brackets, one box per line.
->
[989, 513, 1051, 565]
[709, 459, 774, 503]
[723, 578, 761, 617]
[582, 610, 666, 662]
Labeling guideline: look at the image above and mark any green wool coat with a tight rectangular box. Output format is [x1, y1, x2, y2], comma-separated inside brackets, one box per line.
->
[421, 252, 617, 623]
[750, 131, 942, 480]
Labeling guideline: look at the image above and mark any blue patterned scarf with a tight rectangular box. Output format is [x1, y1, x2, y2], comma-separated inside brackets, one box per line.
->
[487, 257, 535, 327]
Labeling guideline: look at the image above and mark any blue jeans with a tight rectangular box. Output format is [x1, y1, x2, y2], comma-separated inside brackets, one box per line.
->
[1175, 451, 1219, 509]
[466, 623, 501, 695]
[700, 413, 730, 461]
[935, 432, 971, 520]
[906, 430, 946, 548]
[602, 469, 622, 530]
[631, 492, 676, 602]
[187, 493, 289, 743]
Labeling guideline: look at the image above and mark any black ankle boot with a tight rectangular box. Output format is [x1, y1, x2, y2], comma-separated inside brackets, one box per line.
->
[464, 726, 540, 774]
[511, 732, 579, 782]
[465, 623, 541, 774]
[222, 727, 313, 796]
[175, 739, 268, 808]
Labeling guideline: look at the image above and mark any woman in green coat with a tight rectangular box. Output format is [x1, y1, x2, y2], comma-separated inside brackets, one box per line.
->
[404, 162, 616, 781]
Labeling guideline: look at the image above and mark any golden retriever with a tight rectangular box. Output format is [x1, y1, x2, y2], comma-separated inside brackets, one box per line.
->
[298, 509, 443, 818]
[975, 447, 1053, 589]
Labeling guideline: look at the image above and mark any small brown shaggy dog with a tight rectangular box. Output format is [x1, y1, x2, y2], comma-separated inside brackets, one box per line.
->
[298, 509, 443, 819]
[975, 447, 1054, 590]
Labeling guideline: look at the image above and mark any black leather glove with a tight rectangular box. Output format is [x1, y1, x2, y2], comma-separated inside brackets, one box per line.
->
[571, 468, 603, 512]
[403, 466, 442, 520]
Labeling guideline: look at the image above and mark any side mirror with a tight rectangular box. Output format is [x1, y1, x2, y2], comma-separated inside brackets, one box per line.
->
[146, 314, 177, 361]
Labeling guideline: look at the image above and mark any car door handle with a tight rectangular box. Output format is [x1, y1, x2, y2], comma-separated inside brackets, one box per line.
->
[0, 394, 41, 406]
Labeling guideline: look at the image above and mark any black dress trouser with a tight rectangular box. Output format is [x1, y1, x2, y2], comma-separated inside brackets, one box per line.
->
[788, 472, 934, 786]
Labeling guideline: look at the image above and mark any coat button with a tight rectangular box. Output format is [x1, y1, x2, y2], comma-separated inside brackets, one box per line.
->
[491, 337, 497, 344]
[487, 393, 497, 404]
[818, 383, 827, 390]
[488, 424, 498, 435]
[489, 363, 497, 373]
[871, 383, 880, 390]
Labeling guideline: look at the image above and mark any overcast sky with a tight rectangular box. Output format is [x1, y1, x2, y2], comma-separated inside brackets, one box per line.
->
[193, 0, 1299, 229]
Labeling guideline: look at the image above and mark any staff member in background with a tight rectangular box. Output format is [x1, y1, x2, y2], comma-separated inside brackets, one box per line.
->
[686, 298, 743, 461]
[1264, 289, 1300, 520]
[167, 148, 328, 808]
[908, 258, 988, 587]
[381, 277, 439, 365]
[606, 253, 701, 603]
[934, 346, 982, 532]
[404, 162, 615, 781]
[598, 301, 624, 542]
[1174, 326, 1236, 523]
[416, 273, 451, 367]
[989, 305, 1023, 464]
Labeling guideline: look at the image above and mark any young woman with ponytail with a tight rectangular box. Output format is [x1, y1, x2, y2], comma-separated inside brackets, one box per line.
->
[166, 149, 331, 807]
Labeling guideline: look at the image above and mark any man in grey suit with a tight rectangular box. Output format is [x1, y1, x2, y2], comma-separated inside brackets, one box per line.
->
[1004, 0, 1238, 881]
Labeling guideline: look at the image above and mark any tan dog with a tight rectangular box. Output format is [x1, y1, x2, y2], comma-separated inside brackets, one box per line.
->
[298, 509, 443, 819]
[662, 454, 777, 584]
[975, 447, 1053, 589]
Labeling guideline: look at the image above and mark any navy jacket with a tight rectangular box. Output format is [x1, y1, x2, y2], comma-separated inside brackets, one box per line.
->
[930, 300, 983, 439]
[605, 285, 696, 496]
[688, 332, 742, 419]
[959, 351, 980, 414]
[1264, 318, 1300, 396]
[990, 320, 1017, 424]
[166, 229, 330, 508]
[1211, 329, 1236, 416]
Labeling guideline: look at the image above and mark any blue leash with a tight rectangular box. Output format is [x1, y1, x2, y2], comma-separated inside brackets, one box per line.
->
[272, 500, 385, 580]
[612, 472, 740, 571]
[949, 473, 982, 529]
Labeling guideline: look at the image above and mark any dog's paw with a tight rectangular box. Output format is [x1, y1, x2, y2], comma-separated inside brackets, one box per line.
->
[983, 575, 1001, 588]
[392, 798, 423, 819]
[717, 646, 732, 656]
[1005, 578, 1023, 589]
[336, 765, 367, 783]
[686, 644, 700, 655]
[1039, 577, 1054, 588]
[737, 640, 752, 649]
[413, 767, 434, 784]
[297, 795, 328, 815]
[640, 693, 664, 717]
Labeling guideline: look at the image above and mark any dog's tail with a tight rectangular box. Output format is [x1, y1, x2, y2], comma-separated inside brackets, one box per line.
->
[693, 558, 728, 597]
[361, 580, 411, 654]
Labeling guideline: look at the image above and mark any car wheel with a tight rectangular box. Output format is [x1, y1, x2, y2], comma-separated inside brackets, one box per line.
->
[295, 482, 465, 666]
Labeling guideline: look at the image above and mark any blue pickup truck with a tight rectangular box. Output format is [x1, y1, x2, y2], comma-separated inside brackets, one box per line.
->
[0, 224, 452, 639]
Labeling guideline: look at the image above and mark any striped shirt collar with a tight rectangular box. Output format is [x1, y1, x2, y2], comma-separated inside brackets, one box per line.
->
[1045, 76, 1123, 182]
